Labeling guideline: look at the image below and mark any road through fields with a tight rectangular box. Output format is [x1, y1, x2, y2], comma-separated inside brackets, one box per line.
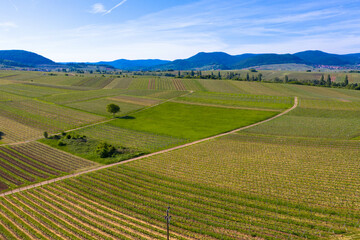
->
[0, 97, 298, 197]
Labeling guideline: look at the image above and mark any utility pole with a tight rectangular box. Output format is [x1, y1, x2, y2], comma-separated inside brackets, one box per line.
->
[165, 207, 171, 240]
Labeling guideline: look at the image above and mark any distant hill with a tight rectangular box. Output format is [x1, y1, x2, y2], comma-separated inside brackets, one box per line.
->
[233, 54, 305, 69]
[97, 59, 171, 71]
[0, 50, 55, 66]
[151, 52, 306, 70]
[151, 51, 360, 71]
[294, 50, 351, 66]
[1, 49, 360, 71]
[153, 52, 241, 70]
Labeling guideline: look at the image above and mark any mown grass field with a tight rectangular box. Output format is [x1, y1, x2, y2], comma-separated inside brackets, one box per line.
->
[109, 102, 278, 140]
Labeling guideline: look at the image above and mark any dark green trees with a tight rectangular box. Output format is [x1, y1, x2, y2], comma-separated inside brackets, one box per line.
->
[107, 104, 120, 117]
[326, 75, 331, 86]
[96, 142, 116, 158]
[344, 75, 349, 86]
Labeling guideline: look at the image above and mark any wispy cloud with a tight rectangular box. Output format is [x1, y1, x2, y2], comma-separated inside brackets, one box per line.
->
[90, 1, 128, 15]
[8, 0, 18, 11]
[90, 3, 107, 14]
[5, 0, 360, 61]
[104, 0, 128, 15]
[0, 22, 17, 29]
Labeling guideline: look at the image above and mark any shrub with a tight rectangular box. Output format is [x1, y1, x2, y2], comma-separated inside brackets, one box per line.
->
[96, 142, 116, 158]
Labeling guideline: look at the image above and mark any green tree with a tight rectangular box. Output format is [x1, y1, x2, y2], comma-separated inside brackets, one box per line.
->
[344, 75, 349, 86]
[284, 75, 289, 83]
[320, 75, 325, 85]
[107, 104, 120, 118]
[326, 75, 332, 86]
[96, 142, 116, 158]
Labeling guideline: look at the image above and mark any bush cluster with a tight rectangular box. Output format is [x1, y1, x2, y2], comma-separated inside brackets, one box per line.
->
[96, 142, 117, 158]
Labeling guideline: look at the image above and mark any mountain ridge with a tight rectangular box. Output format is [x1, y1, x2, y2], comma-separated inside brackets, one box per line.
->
[1, 49, 360, 70]
[0, 50, 55, 67]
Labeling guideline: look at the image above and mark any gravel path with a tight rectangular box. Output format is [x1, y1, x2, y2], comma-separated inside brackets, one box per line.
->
[0, 97, 298, 197]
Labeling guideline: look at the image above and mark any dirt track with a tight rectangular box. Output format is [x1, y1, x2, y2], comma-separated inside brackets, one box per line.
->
[0, 97, 298, 198]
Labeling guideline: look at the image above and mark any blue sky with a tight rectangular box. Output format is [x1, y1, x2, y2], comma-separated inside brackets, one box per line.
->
[1, 0, 360, 61]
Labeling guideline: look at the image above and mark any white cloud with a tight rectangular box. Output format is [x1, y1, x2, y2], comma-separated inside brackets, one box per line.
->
[104, 0, 127, 15]
[3, 0, 360, 61]
[8, 0, 18, 11]
[0, 22, 17, 29]
[90, 1, 128, 15]
[90, 3, 107, 14]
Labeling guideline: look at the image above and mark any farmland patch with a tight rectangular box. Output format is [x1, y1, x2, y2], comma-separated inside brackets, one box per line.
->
[109, 102, 279, 140]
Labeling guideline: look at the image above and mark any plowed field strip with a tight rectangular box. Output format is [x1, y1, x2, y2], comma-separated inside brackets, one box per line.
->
[0, 150, 48, 178]
[0, 168, 23, 185]
[0, 157, 35, 182]
[10, 147, 68, 172]
[0, 147, 59, 176]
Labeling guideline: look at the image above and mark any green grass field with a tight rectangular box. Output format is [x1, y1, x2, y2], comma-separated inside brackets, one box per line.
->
[109, 102, 278, 140]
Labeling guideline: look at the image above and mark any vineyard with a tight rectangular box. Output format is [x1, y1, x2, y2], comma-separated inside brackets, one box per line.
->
[245, 98, 360, 139]
[0, 142, 97, 192]
[64, 98, 145, 116]
[0, 133, 359, 239]
[0, 70, 360, 239]
[176, 91, 294, 110]
[108, 95, 161, 106]
[0, 98, 104, 138]
[73, 124, 187, 152]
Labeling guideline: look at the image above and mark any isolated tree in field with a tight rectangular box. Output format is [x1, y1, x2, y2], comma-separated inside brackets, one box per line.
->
[107, 104, 120, 117]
